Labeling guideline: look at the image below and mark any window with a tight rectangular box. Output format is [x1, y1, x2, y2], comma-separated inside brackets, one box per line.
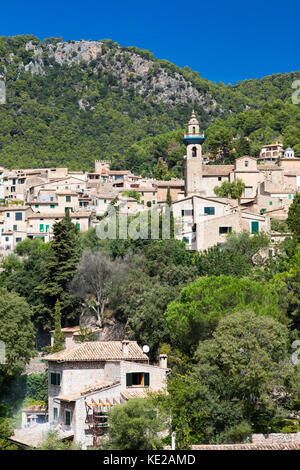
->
[204, 207, 215, 215]
[16, 237, 22, 243]
[39, 224, 44, 233]
[152, 200, 156, 205]
[181, 209, 194, 216]
[218, 176, 222, 181]
[15, 212, 22, 221]
[126, 372, 150, 387]
[13, 225, 17, 231]
[11, 186, 15, 192]
[219, 226, 232, 234]
[269, 201, 273, 206]
[35, 205, 39, 208]
[183, 236, 189, 244]
[65, 410, 71, 426]
[50, 372, 61, 386]
[251, 221, 259, 234]
[76, 223, 80, 231]
[245, 161, 249, 167]
[6, 213, 10, 218]
[66, 196, 71, 202]
[104, 199, 107, 204]
[141, 200, 144, 205]
[244, 187, 253, 198]
[141, 192, 144, 196]
[152, 192, 155, 196]
[53, 407, 58, 422]
[192, 126, 196, 134]
[192, 146, 197, 158]
[50, 205, 55, 209]
[5, 236, 9, 242]
[45, 225, 50, 233]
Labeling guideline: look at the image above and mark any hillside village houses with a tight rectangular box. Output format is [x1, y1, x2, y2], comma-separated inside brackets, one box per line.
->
[7, 111, 300, 448]
[0, 110, 299, 254]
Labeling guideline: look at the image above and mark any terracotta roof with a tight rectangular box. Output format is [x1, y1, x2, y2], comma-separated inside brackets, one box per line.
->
[57, 380, 119, 401]
[165, 443, 299, 450]
[121, 389, 149, 400]
[43, 341, 148, 362]
[50, 326, 81, 334]
[155, 180, 184, 187]
[9, 423, 73, 448]
[109, 170, 132, 175]
[23, 404, 47, 413]
[27, 211, 91, 219]
[202, 165, 234, 176]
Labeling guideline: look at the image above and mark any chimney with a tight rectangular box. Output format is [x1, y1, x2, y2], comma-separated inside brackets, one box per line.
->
[159, 354, 168, 369]
[122, 340, 129, 357]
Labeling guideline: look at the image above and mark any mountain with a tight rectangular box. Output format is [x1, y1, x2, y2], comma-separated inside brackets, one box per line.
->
[0, 35, 300, 176]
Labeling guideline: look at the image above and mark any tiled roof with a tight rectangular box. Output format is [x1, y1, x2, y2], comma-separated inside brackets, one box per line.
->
[202, 165, 234, 176]
[9, 423, 73, 448]
[155, 180, 184, 187]
[22, 404, 47, 413]
[27, 211, 91, 219]
[57, 380, 119, 401]
[121, 389, 149, 400]
[165, 443, 299, 450]
[43, 341, 148, 362]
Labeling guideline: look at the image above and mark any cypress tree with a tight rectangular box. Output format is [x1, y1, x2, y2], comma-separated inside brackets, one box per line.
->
[166, 186, 174, 239]
[52, 300, 65, 353]
[37, 211, 80, 326]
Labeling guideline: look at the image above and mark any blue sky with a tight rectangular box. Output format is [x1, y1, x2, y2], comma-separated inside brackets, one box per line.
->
[0, 0, 299, 84]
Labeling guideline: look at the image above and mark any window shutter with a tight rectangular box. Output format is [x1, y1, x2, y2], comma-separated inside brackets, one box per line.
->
[144, 373, 150, 387]
[126, 373, 132, 387]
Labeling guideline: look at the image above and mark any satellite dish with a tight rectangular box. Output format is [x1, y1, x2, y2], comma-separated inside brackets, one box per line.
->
[143, 345, 150, 354]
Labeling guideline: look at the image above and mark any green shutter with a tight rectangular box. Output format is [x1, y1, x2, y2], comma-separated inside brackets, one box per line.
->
[53, 407, 58, 421]
[251, 221, 259, 233]
[65, 410, 71, 426]
[144, 373, 150, 387]
[126, 373, 132, 387]
[39, 224, 44, 233]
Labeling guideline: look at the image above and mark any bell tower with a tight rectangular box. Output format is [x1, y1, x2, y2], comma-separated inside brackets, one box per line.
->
[183, 110, 205, 197]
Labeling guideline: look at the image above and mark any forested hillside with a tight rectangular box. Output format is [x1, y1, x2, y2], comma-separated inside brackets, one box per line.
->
[0, 35, 300, 176]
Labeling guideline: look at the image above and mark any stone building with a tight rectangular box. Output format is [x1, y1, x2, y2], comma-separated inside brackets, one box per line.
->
[43, 340, 169, 447]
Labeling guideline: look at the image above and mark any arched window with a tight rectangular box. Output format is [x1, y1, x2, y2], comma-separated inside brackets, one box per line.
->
[192, 146, 197, 157]
[192, 126, 196, 134]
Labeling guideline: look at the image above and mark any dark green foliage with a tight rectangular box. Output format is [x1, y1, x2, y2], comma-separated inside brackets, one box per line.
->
[52, 300, 65, 353]
[0, 418, 17, 450]
[25, 373, 48, 403]
[0, 35, 299, 175]
[0, 287, 36, 387]
[36, 211, 80, 326]
[165, 275, 281, 354]
[155, 311, 291, 447]
[287, 193, 300, 241]
[104, 398, 167, 450]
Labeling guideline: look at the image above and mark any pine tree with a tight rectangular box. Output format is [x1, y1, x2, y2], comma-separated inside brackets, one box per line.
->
[52, 300, 65, 353]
